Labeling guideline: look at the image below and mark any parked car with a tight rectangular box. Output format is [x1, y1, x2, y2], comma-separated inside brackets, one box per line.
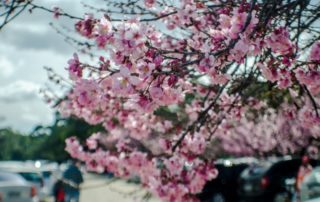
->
[0, 167, 46, 202]
[38, 162, 61, 197]
[198, 158, 258, 202]
[300, 167, 320, 201]
[305, 197, 320, 202]
[0, 171, 38, 202]
[0, 160, 63, 201]
[17, 171, 44, 194]
[238, 157, 319, 202]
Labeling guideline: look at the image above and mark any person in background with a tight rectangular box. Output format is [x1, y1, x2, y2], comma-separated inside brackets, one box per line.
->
[62, 160, 83, 202]
[53, 179, 65, 202]
[295, 155, 313, 201]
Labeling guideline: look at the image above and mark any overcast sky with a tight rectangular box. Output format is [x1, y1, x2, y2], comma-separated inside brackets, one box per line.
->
[0, 0, 101, 132]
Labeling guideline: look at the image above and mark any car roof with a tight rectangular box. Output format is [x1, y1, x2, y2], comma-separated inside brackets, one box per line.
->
[0, 161, 59, 172]
[215, 157, 258, 167]
[0, 166, 42, 174]
[0, 171, 28, 183]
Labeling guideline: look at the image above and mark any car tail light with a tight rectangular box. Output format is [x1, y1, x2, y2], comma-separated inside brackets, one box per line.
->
[261, 176, 269, 189]
[31, 186, 37, 197]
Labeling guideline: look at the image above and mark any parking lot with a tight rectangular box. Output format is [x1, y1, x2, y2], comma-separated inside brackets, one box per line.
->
[79, 174, 160, 202]
[1, 159, 320, 202]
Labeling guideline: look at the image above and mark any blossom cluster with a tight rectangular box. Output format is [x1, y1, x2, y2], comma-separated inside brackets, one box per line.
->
[215, 100, 320, 156]
[66, 135, 217, 202]
[54, 0, 320, 201]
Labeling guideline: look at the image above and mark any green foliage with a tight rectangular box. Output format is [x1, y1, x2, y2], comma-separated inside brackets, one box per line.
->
[184, 93, 195, 105]
[238, 80, 291, 109]
[0, 128, 43, 160]
[0, 113, 103, 161]
[154, 106, 178, 122]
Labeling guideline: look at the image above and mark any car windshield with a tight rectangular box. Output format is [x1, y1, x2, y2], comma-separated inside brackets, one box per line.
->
[241, 163, 270, 178]
[0, 172, 25, 182]
[42, 171, 52, 178]
[18, 172, 42, 183]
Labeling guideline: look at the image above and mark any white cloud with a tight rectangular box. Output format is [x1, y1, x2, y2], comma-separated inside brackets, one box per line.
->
[0, 97, 54, 133]
[0, 0, 102, 132]
[0, 56, 15, 78]
[0, 80, 40, 102]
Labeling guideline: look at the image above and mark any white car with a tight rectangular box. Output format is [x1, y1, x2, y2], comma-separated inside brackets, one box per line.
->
[0, 171, 38, 202]
[0, 161, 62, 201]
[16, 171, 46, 201]
[301, 167, 320, 202]
[0, 167, 46, 202]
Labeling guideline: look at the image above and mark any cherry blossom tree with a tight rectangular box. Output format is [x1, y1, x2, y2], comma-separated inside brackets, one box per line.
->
[2, 0, 320, 201]
[0, 0, 29, 30]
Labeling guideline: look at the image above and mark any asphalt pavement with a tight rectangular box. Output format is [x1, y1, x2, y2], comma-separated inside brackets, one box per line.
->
[79, 173, 161, 202]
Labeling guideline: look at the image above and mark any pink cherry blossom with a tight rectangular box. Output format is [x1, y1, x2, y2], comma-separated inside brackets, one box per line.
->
[94, 16, 112, 35]
[309, 41, 320, 63]
[112, 67, 140, 95]
[266, 27, 294, 55]
[67, 53, 82, 80]
[52, 6, 60, 19]
[144, 0, 156, 8]
[43, 1, 320, 201]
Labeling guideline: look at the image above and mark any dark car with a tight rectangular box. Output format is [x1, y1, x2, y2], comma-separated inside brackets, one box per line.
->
[198, 158, 257, 202]
[238, 157, 319, 202]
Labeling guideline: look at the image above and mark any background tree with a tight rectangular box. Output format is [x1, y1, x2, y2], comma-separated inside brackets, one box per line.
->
[0, 113, 102, 161]
[31, 113, 104, 161]
[0, 128, 37, 160]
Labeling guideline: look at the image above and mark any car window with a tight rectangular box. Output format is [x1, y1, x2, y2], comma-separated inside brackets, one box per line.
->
[240, 165, 268, 179]
[42, 171, 52, 178]
[251, 165, 268, 175]
[18, 172, 42, 183]
[231, 164, 247, 178]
